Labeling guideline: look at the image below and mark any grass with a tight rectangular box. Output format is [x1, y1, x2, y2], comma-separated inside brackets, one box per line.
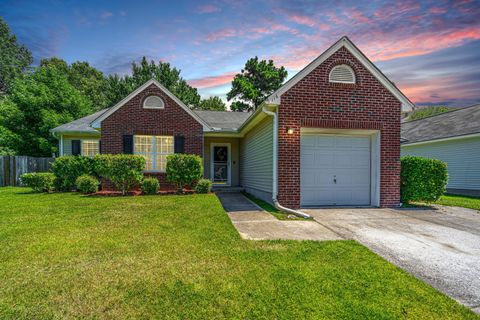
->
[242, 191, 300, 220]
[0, 187, 477, 319]
[436, 194, 480, 211]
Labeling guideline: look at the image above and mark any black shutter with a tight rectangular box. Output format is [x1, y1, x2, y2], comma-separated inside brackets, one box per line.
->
[98, 140, 102, 154]
[123, 135, 134, 154]
[174, 136, 185, 154]
[72, 140, 81, 156]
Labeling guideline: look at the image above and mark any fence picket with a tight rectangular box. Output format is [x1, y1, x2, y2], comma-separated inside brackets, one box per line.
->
[0, 156, 54, 187]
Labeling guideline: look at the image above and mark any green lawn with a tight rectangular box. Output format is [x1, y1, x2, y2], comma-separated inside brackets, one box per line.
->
[0, 188, 476, 319]
[436, 194, 480, 211]
[242, 191, 301, 220]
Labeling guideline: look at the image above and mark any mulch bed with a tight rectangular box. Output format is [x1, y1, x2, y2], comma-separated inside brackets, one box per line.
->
[92, 189, 196, 196]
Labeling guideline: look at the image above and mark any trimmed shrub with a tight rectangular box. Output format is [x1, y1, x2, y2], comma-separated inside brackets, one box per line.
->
[21, 172, 56, 192]
[94, 154, 145, 195]
[51, 156, 96, 191]
[195, 178, 212, 194]
[401, 155, 448, 203]
[75, 174, 99, 194]
[166, 154, 203, 192]
[141, 177, 160, 195]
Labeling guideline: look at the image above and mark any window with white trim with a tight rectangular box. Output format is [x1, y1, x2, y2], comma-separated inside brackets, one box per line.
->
[329, 64, 356, 84]
[143, 95, 165, 109]
[134, 135, 173, 172]
[81, 140, 99, 157]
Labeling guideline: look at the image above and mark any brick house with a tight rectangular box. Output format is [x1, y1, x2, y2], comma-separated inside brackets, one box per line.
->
[52, 37, 413, 209]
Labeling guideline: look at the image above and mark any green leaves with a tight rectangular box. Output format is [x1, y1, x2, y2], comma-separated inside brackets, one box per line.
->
[166, 154, 203, 192]
[227, 56, 287, 112]
[94, 154, 145, 195]
[401, 155, 449, 203]
[197, 96, 226, 111]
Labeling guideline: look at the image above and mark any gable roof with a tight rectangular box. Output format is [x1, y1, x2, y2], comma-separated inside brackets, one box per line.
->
[91, 79, 212, 130]
[194, 110, 252, 130]
[401, 104, 480, 145]
[51, 108, 108, 135]
[264, 36, 415, 112]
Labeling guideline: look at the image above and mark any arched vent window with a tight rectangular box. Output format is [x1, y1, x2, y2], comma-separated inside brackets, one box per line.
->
[143, 95, 165, 109]
[329, 64, 355, 84]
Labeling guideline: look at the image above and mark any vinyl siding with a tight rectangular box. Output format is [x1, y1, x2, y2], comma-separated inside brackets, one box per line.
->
[61, 135, 99, 156]
[401, 136, 480, 191]
[240, 117, 273, 201]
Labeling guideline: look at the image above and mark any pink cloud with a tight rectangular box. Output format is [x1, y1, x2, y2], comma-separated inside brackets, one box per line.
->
[197, 4, 221, 14]
[187, 72, 236, 88]
[206, 28, 237, 41]
[344, 9, 371, 24]
[287, 14, 316, 27]
[429, 7, 447, 14]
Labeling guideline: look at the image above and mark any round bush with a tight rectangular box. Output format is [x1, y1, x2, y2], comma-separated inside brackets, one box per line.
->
[20, 172, 56, 193]
[75, 174, 99, 194]
[51, 156, 96, 191]
[94, 154, 145, 195]
[195, 179, 212, 194]
[401, 155, 448, 204]
[166, 154, 203, 192]
[142, 177, 160, 195]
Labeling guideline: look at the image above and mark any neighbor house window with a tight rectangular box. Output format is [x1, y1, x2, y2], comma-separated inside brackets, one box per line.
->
[143, 95, 165, 109]
[329, 64, 356, 84]
[81, 140, 99, 157]
[134, 135, 173, 172]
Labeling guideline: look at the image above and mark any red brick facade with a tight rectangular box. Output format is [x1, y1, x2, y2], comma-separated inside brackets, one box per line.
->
[101, 84, 203, 189]
[277, 47, 401, 208]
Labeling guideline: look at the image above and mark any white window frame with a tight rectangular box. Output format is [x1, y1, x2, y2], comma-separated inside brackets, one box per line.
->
[134, 135, 173, 172]
[329, 64, 356, 84]
[81, 139, 100, 157]
[143, 95, 165, 109]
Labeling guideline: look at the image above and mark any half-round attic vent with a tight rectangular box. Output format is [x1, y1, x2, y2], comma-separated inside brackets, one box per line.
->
[143, 95, 165, 109]
[329, 64, 355, 84]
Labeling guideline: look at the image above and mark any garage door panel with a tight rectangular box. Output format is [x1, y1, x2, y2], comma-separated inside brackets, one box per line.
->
[301, 134, 371, 206]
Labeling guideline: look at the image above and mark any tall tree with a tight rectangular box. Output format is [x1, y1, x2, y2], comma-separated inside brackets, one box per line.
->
[0, 62, 94, 156]
[0, 17, 32, 94]
[227, 57, 287, 112]
[107, 57, 201, 108]
[197, 96, 226, 111]
[40, 58, 110, 110]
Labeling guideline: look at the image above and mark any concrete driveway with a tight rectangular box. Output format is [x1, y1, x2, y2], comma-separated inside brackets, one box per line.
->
[304, 206, 480, 313]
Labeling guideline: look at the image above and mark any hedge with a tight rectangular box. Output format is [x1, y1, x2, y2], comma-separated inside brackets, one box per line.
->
[20, 172, 56, 193]
[51, 156, 96, 191]
[400, 155, 448, 203]
[75, 174, 99, 194]
[94, 154, 145, 195]
[166, 154, 203, 193]
[141, 177, 160, 195]
[195, 179, 212, 194]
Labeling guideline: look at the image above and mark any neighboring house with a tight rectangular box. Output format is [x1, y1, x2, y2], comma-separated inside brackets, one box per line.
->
[52, 36, 413, 209]
[402, 104, 480, 196]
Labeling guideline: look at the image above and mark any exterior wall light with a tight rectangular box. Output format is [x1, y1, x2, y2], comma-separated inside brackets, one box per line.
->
[286, 128, 294, 135]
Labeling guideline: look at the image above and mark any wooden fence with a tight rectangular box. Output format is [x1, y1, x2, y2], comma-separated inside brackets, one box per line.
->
[0, 156, 54, 187]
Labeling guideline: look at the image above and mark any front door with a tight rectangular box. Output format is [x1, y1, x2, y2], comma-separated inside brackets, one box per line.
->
[211, 144, 230, 186]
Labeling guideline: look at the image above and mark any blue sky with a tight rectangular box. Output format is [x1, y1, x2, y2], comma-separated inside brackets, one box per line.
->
[1, 0, 480, 106]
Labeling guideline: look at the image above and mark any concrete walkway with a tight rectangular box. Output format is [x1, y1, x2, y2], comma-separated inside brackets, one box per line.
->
[216, 192, 341, 241]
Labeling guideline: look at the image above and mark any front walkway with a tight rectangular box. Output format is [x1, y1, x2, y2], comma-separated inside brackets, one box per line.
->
[216, 192, 341, 241]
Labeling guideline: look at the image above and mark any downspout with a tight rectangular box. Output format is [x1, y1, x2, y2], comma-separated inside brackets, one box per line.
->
[262, 106, 311, 219]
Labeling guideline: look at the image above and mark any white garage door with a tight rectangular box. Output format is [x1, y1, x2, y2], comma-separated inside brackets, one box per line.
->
[301, 134, 371, 206]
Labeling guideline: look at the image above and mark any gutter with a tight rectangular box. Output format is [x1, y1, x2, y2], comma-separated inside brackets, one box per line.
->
[262, 105, 311, 219]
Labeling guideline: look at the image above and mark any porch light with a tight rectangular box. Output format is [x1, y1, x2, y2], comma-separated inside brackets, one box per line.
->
[286, 128, 294, 135]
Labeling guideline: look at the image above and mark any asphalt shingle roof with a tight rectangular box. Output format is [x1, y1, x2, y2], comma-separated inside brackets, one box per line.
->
[401, 104, 480, 144]
[193, 110, 251, 130]
[51, 109, 252, 134]
[51, 108, 109, 134]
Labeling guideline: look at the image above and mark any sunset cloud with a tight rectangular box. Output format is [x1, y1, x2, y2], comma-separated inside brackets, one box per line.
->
[187, 72, 236, 89]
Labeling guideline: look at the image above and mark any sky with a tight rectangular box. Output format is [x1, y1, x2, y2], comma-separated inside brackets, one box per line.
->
[1, 0, 480, 107]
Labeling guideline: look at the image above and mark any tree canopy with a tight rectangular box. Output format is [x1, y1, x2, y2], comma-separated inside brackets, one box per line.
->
[0, 17, 32, 94]
[406, 106, 452, 121]
[227, 57, 287, 112]
[197, 96, 226, 111]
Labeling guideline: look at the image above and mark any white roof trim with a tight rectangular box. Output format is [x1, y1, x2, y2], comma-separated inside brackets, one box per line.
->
[91, 79, 212, 130]
[265, 36, 415, 112]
